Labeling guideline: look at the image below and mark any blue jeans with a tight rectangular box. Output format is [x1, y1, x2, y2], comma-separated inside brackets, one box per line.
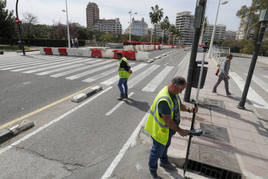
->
[148, 132, 173, 173]
[118, 78, 128, 95]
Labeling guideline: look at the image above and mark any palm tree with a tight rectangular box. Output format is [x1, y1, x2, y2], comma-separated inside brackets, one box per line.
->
[160, 16, 170, 43]
[168, 24, 176, 44]
[149, 4, 163, 43]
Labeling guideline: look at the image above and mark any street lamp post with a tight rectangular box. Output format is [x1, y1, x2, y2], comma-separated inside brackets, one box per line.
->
[208, 0, 228, 58]
[128, 10, 137, 42]
[64, 0, 71, 48]
[15, 0, 25, 55]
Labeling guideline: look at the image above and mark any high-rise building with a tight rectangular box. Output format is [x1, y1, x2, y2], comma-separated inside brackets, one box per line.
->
[86, 2, 122, 34]
[225, 30, 237, 40]
[86, 2, 99, 30]
[93, 18, 122, 34]
[126, 18, 148, 36]
[203, 24, 226, 42]
[236, 16, 251, 40]
[175, 11, 195, 45]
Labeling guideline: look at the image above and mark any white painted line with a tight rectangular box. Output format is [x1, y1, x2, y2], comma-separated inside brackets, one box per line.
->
[37, 63, 84, 75]
[101, 63, 147, 86]
[83, 69, 117, 83]
[142, 66, 174, 92]
[105, 92, 134, 116]
[230, 72, 268, 109]
[23, 58, 91, 73]
[128, 64, 160, 88]
[174, 52, 190, 78]
[50, 59, 104, 78]
[0, 86, 113, 155]
[9, 57, 84, 72]
[101, 112, 148, 179]
[66, 62, 116, 80]
[245, 73, 268, 93]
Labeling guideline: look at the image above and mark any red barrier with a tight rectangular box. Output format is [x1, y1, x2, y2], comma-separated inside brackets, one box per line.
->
[158, 45, 161, 50]
[91, 49, 103, 58]
[125, 51, 136, 61]
[154, 45, 156, 50]
[113, 50, 125, 59]
[44, 48, 53, 55]
[58, 48, 67, 56]
[113, 50, 136, 61]
[172, 44, 174, 48]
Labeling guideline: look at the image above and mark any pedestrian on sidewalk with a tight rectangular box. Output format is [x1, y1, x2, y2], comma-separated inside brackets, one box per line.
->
[145, 76, 197, 179]
[117, 52, 132, 100]
[212, 54, 233, 96]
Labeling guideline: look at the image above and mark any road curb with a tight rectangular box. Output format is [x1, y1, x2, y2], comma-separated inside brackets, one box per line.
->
[71, 86, 103, 103]
[0, 121, 35, 144]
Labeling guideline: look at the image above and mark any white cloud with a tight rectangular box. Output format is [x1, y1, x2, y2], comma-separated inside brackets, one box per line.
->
[6, 0, 252, 31]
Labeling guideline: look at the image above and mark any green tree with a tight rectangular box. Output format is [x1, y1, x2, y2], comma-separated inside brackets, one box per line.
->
[160, 16, 170, 43]
[149, 4, 163, 43]
[22, 12, 38, 39]
[0, 0, 16, 44]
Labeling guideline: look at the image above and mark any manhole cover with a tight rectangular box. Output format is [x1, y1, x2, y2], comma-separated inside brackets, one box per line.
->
[200, 123, 230, 143]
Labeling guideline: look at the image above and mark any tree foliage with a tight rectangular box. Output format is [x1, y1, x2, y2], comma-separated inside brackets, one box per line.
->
[0, 0, 16, 44]
[149, 4, 163, 42]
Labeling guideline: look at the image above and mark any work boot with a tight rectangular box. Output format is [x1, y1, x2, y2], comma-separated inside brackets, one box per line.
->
[160, 161, 177, 171]
[150, 171, 162, 179]
[124, 93, 128, 99]
[117, 94, 124, 100]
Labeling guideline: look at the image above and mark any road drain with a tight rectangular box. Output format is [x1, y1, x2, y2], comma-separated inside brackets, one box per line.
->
[186, 160, 242, 179]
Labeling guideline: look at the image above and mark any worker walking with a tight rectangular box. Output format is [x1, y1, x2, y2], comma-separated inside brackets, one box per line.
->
[117, 52, 132, 100]
[145, 77, 197, 179]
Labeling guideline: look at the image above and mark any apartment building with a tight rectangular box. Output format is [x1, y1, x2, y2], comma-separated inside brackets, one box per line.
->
[126, 18, 148, 36]
[86, 2, 99, 30]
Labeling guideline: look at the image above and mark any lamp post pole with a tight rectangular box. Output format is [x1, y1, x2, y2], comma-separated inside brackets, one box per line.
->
[65, 0, 71, 48]
[208, 0, 228, 58]
[128, 11, 137, 42]
[15, 0, 25, 55]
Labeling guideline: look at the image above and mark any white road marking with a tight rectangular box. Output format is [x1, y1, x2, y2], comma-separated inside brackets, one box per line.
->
[36, 63, 84, 76]
[142, 66, 174, 92]
[101, 63, 147, 86]
[245, 73, 268, 93]
[22, 58, 90, 73]
[50, 59, 104, 78]
[101, 112, 148, 179]
[128, 64, 160, 88]
[105, 92, 135, 116]
[0, 86, 113, 155]
[230, 72, 268, 109]
[66, 62, 117, 80]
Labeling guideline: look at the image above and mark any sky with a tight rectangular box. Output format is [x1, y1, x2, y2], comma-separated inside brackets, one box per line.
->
[6, 0, 252, 32]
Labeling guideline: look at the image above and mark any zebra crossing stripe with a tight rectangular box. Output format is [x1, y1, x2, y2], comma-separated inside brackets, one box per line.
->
[128, 64, 160, 88]
[66, 62, 117, 80]
[83, 69, 117, 83]
[22, 58, 92, 74]
[101, 63, 148, 86]
[37, 63, 84, 76]
[142, 66, 174, 92]
[245, 73, 268, 93]
[50, 60, 109, 78]
[1, 57, 83, 71]
[230, 72, 268, 109]
[82, 63, 135, 83]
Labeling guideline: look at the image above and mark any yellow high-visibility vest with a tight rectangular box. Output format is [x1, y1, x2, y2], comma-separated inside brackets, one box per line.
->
[145, 86, 181, 146]
[118, 57, 130, 78]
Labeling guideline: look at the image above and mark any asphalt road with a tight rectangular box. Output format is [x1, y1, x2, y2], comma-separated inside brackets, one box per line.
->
[0, 49, 267, 178]
[0, 49, 187, 178]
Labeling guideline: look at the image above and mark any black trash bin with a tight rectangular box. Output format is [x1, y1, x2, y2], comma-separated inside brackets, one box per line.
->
[192, 61, 208, 89]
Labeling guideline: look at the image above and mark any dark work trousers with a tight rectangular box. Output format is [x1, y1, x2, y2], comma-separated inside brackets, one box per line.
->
[213, 76, 230, 94]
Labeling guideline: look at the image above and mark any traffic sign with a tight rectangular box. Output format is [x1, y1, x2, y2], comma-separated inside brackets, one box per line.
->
[15, 17, 20, 24]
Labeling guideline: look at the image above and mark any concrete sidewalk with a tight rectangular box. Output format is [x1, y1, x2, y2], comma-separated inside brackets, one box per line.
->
[167, 55, 268, 178]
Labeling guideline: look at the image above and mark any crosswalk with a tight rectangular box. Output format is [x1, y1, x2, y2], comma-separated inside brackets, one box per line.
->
[0, 55, 182, 93]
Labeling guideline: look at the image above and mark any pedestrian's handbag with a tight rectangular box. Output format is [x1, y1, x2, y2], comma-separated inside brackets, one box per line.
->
[215, 67, 219, 76]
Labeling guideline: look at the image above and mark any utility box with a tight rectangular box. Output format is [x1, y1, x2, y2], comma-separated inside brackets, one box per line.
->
[260, 9, 268, 22]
